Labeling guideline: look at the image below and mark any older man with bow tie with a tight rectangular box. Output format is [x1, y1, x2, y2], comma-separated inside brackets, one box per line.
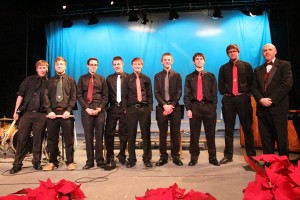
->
[252, 43, 293, 157]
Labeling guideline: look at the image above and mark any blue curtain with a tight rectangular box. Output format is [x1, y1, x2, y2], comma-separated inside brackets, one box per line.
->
[45, 10, 271, 133]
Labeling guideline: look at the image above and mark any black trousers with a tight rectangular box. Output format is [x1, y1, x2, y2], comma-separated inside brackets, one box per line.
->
[47, 110, 74, 166]
[156, 104, 181, 160]
[126, 105, 152, 164]
[189, 102, 217, 161]
[221, 94, 256, 159]
[105, 104, 127, 160]
[81, 109, 105, 166]
[258, 111, 289, 157]
[13, 111, 46, 166]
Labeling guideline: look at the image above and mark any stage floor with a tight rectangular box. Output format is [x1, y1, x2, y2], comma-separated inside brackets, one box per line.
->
[0, 132, 299, 200]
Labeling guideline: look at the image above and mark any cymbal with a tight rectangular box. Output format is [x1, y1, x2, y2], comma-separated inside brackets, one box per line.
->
[0, 117, 14, 121]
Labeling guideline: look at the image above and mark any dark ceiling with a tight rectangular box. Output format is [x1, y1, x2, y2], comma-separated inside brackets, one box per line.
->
[3, 0, 289, 19]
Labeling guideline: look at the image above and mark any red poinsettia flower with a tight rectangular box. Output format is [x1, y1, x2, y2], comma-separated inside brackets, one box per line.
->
[243, 155, 300, 200]
[136, 183, 216, 200]
[0, 178, 86, 200]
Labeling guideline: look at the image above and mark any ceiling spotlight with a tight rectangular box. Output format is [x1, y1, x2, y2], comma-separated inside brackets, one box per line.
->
[62, 5, 67, 10]
[110, 1, 114, 6]
[141, 13, 149, 25]
[88, 14, 99, 25]
[169, 9, 179, 20]
[212, 8, 223, 19]
[62, 18, 73, 28]
[128, 9, 139, 22]
[249, 4, 263, 16]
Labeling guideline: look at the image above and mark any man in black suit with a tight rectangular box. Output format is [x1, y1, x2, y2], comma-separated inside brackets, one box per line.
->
[43, 56, 77, 171]
[77, 58, 108, 169]
[184, 52, 219, 166]
[218, 44, 256, 165]
[105, 56, 128, 166]
[252, 43, 293, 157]
[9, 60, 48, 174]
[122, 57, 153, 168]
[154, 53, 183, 167]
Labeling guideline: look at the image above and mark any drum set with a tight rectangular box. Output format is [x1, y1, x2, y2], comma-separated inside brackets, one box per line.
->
[0, 117, 23, 156]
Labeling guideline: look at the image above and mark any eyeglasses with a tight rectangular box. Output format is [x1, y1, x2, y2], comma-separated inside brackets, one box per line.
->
[228, 50, 238, 53]
[89, 64, 98, 66]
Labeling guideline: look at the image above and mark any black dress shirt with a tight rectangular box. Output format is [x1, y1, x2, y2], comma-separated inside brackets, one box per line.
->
[154, 69, 182, 107]
[122, 72, 153, 110]
[44, 73, 77, 113]
[184, 70, 217, 110]
[218, 60, 253, 95]
[77, 73, 108, 110]
[106, 72, 128, 105]
[17, 75, 47, 112]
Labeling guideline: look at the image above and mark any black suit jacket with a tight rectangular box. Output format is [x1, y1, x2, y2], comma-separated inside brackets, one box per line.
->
[251, 58, 293, 116]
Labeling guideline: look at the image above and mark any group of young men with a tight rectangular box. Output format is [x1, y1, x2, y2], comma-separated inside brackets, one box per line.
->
[9, 43, 293, 174]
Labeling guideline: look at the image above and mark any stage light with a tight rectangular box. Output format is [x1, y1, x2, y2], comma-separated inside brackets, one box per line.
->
[128, 9, 139, 22]
[141, 13, 149, 25]
[88, 14, 99, 25]
[212, 8, 223, 19]
[249, 4, 263, 16]
[169, 9, 179, 20]
[62, 18, 73, 28]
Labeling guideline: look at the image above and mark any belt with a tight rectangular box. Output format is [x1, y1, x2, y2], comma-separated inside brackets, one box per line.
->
[27, 110, 37, 112]
[113, 102, 122, 107]
[55, 107, 65, 111]
[223, 93, 247, 96]
[129, 103, 148, 108]
[194, 100, 206, 105]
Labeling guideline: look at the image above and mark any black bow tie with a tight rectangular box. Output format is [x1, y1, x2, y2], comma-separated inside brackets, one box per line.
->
[264, 61, 273, 67]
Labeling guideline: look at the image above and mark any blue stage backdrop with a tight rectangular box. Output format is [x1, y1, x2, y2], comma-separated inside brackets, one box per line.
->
[45, 10, 271, 134]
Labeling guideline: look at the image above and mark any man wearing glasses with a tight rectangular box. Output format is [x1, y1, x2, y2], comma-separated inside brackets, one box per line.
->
[77, 58, 108, 169]
[218, 44, 256, 164]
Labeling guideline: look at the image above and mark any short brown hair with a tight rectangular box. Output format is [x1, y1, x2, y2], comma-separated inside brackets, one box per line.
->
[35, 60, 49, 69]
[131, 57, 143, 65]
[55, 56, 66, 64]
[112, 56, 123, 64]
[161, 52, 173, 61]
[226, 44, 240, 54]
[87, 58, 98, 65]
[192, 53, 205, 61]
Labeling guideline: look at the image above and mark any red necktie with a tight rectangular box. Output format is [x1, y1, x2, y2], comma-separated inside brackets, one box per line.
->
[87, 75, 94, 104]
[136, 74, 142, 102]
[264, 72, 270, 92]
[197, 72, 203, 101]
[232, 63, 238, 96]
[264, 61, 273, 91]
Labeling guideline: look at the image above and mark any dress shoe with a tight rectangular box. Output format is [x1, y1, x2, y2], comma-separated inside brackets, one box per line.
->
[67, 163, 76, 170]
[105, 159, 116, 168]
[173, 159, 183, 166]
[188, 159, 198, 166]
[155, 159, 168, 166]
[43, 163, 57, 171]
[10, 166, 22, 174]
[117, 155, 126, 165]
[209, 160, 220, 166]
[110, 159, 116, 167]
[144, 161, 152, 168]
[33, 164, 43, 170]
[125, 161, 135, 168]
[82, 165, 94, 170]
[97, 162, 106, 168]
[219, 157, 233, 165]
[118, 157, 126, 165]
